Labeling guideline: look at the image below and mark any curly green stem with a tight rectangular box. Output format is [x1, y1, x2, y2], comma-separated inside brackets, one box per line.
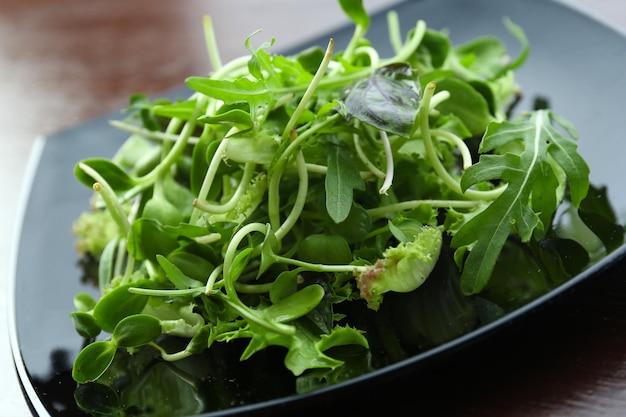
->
[193, 162, 257, 214]
[367, 199, 484, 219]
[275, 151, 308, 241]
[281, 38, 334, 142]
[420, 81, 504, 201]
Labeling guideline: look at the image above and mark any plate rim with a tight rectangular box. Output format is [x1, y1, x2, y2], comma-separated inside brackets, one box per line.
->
[8, 0, 626, 415]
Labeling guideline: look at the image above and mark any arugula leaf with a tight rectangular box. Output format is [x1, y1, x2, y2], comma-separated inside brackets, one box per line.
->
[325, 143, 365, 223]
[452, 110, 590, 294]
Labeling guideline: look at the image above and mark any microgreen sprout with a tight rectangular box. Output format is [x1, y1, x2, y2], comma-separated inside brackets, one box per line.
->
[68, 0, 612, 402]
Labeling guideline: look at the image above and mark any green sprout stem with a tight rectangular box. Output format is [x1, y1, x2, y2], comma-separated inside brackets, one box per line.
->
[214, 290, 295, 335]
[79, 163, 130, 236]
[431, 128, 473, 170]
[268, 39, 335, 231]
[189, 137, 230, 224]
[381, 20, 427, 65]
[233, 281, 274, 294]
[129, 287, 205, 297]
[272, 254, 367, 274]
[203, 15, 222, 72]
[341, 19, 368, 65]
[304, 162, 376, 179]
[275, 151, 308, 241]
[148, 342, 194, 362]
[367, 199, 484, 219]
[193, 162, 257, 214]
[281, 38, 335, 142]
[204, 264, 224, 295]
[378, 130, 394, 195]
[387, 10, 403, 55]
[135, 94, 208, 187]
[222, 222, 268, 287]
[108, 120, 201, 145]
[353, 131, 386, 179]
[419, 81, 505, 201]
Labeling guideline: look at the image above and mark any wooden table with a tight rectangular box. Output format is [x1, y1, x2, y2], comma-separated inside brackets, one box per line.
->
[2, 0, 625, 416]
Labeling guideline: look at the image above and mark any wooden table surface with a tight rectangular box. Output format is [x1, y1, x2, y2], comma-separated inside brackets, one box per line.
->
[2, 0, 625, 416]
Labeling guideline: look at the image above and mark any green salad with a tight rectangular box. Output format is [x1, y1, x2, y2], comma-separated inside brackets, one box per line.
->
[69, 0, 623, 413]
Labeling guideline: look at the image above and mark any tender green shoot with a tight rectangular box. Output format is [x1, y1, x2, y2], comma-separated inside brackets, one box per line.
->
[67, 0, 618, 398]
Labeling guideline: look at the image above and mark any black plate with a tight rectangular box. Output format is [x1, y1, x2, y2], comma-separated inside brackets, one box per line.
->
[10, 0, 626, 415]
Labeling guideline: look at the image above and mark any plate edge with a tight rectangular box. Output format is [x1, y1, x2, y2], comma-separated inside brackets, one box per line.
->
[552, 0, 626, 37]
[7, 135, 53, 417]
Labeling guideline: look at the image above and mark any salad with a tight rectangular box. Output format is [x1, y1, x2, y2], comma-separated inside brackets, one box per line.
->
[68, 0, 624, 414]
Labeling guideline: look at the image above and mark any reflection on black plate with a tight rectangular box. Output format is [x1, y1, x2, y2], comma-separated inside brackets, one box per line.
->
[10, 0, 626, 416]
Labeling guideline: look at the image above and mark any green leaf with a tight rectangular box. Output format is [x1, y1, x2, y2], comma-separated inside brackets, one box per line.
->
[453, 110, 590, 294]
[500, 18, 530, 75]
[72, 340, 117, 383]
[156, 254, 205, 290]
[74, 158, 136, 191]
[198, 108, 254, 129]
[578, 185, 625, 252]
[263, 284, 325, 323]
[112, 314, 162, 348]
[184, 325, 211, 354]
[186, 76, 273, 126]
[113, 134, 156, 170]
[338, 0, 370, 30]
[92, 282, 151, 333]
[229, 247, 254, 282]
[127, 218, 180, 261]
[450, 19, 529, 82]
[258, 225, 280, 277]
[295, 46, 325, 75]
[70, 311, 101, 339]
[185, 77, 271, 104]
[453, 36, 507, 79]
[98, 237, 118, 290]
[162, 174, 196, 218]
[240, 320, 344, 377]
[125, 93, 161, 131]
[73, 292, 97, 312]
[273, 54, 315, 85]
[578, 210, 625, 253]
[317, 325, 368, 352]
[146, 300, 204, 337]
[477, 110, 590, 206]
[269, 268, 301, 304]
[434, 77, 494, 136]
[297, 234, 352, 265]
[142, 194, 184, 227]
[167, 249, 216, 282]
[327, 203, 372, 244]
[153, 99, 199, 120]
[245, 35, 280, 87]
[224, 131, 279, 164]
[415, 29, 451, 70]
[325, 144, 365, 223]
